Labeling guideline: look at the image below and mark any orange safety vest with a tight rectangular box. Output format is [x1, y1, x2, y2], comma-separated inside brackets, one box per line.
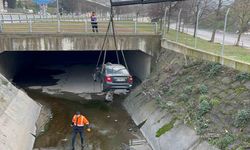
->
[72, 115, 89, 127]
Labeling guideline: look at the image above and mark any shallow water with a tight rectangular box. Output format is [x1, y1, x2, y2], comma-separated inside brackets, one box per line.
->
[14, 64, 142, 150]
[27, 90, 140, 150]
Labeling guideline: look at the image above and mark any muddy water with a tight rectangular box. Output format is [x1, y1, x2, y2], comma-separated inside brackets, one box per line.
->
[27, 90, 139, 150]
[13, 65, 142, 150]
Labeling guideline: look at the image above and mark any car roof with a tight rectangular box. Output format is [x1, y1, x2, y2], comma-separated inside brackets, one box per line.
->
[105, 63, 125, 68]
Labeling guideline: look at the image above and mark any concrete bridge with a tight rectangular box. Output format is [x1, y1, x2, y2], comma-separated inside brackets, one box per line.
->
[0, 33, 160, 53]
[0, 33, 161, 82]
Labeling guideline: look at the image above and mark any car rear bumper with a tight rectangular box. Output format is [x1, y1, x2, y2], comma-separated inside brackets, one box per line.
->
[103, 84, 132, 91]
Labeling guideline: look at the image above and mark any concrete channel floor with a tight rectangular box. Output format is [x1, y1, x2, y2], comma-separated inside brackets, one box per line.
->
[16, 64, 152, 150]
[29, 65, 102, 96]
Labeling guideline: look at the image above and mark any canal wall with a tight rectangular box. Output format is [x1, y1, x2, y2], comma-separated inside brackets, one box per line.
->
[123, 48, 220, 150]
[0, 74, 41, 150]
[124, 93, 217, 150]
[161, 39, 250, 73]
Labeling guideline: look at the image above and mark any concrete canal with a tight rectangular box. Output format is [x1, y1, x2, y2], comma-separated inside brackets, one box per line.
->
[11, 58, 149, 150]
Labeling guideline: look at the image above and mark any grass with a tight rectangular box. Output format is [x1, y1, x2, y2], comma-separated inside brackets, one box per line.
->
[165, 29, 250, 63]
[1, 21, 155, 34]
[156, 117, 177, 137]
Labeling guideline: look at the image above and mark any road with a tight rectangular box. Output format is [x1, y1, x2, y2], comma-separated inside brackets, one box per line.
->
[170, 24, 250, 48]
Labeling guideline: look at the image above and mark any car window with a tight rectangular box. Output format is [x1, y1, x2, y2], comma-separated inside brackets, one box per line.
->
[106, 66, 129, 75]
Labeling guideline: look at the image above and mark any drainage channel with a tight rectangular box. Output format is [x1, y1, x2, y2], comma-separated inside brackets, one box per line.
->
[12, 63, 151, 150]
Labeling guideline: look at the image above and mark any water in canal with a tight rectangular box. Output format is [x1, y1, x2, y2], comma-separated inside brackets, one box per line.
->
[13, 65, 143, 150]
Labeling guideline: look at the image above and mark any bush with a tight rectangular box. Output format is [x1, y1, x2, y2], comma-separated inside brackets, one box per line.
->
[184, 86, 193, 95]
[195, 117, 209, 134]
[214, 134, 235, 150]
[179, 93, 189, 102]
[198, 100, 211, 116]
[210, 98, 221, 107]
[208, 63, 222, 77]
[166, 88, 174, 96]
[234, 109, 250, 128]
[199, 84, 208, 94]
[186, 76, 194, 83]
[236, 72, 250, 81]
[199, 95, 210, 102]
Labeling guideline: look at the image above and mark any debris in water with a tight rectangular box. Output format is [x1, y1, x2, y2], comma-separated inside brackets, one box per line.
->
[107, 115, 110, 118]
[105, 91, 114, 102]
[115, 120, 118, 122]
[61, 138, 68, 142]
[97, 92, 105, 96]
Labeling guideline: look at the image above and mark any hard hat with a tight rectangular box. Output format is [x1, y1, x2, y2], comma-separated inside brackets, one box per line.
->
[76, 111, 81, 115]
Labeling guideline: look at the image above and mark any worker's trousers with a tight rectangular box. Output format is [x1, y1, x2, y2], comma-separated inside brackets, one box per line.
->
[72, 126, 84, 149]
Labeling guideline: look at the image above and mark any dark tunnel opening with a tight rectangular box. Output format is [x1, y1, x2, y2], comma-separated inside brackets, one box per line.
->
[0, 50, 152, 92]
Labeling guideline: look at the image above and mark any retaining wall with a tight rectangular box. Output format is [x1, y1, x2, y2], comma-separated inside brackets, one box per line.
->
[0, 74, 41, 150]
[162, 39, 250, 73]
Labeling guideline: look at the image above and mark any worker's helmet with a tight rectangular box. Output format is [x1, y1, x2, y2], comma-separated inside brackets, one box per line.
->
[76, 111, 81, 115]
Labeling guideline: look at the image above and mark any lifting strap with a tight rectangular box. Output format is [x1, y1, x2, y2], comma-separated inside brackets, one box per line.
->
[96, 1, 129, 71]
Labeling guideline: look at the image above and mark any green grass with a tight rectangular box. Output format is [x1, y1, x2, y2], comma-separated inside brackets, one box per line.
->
[1, 21, 155, 34]
[165, 29, 250, 63]
[156, 117, 177, 137]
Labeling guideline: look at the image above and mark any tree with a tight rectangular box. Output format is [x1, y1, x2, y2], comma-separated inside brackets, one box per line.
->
[148, 2, 180, 32]
[192, 0, 214, 37]
[147, 2, 169, 30]
[210, 0, 223, 42]
[209, 0, 231, 42]
[232, 0, 250, 46]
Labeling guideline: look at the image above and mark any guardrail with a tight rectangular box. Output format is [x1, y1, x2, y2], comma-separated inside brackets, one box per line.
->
[162, 39, 250, 73]
[0, 14, 146, 22]
[0, 17, 157, 34]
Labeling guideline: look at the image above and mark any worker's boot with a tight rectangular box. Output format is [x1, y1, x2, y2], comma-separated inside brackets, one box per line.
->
[81, 144, 85, 149]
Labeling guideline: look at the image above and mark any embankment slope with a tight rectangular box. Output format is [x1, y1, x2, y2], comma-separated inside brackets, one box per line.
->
[124, 48, 250, 150]
[0, 74, 41, 150]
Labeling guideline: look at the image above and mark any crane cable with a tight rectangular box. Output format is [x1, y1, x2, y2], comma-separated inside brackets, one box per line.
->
[96, 1, 129, 71]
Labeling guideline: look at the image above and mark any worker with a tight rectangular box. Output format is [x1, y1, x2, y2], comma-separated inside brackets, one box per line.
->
[71, 111, 91, 150]
[90, 12, 98, 32]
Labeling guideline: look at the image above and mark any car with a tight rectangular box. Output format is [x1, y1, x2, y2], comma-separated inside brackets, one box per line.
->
[94, 63, 133, 92]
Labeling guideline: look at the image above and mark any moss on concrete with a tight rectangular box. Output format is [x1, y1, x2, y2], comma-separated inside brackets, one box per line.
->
[156, 117, 177, 137]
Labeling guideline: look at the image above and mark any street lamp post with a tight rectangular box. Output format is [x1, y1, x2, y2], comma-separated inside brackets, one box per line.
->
[176, 9, 182, 42]
[163, 6, 168, 37]
[56, 0, 59, 18]
[221, 8, 230, 65]
[194, 9, 200, 49]
[56, 0, 60, 32]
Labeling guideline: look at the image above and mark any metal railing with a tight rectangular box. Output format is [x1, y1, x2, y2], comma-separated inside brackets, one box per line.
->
[0, 14, 157, 34]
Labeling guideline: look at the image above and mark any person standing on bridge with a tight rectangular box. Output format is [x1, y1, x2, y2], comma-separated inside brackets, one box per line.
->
[90, 12, 98, 32]
[71, 111, 91, 150]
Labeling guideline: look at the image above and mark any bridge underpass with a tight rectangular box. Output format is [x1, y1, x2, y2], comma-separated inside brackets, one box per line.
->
[0, 50, 151, 94]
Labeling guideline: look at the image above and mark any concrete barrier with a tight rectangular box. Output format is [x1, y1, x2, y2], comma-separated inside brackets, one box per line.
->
[124, 92, 218, 150]
[0, 74, 41, 150]
[162, 39, 250, 73]
[0, 33, 161, 56]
